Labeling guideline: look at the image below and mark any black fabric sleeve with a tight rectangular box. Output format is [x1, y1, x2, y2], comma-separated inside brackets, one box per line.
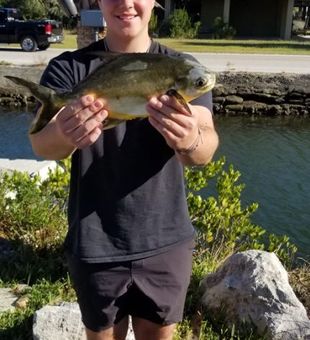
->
[190, 91, 213, 113]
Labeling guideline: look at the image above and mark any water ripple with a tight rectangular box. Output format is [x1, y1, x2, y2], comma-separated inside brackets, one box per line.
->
[214, 116, 310, 257]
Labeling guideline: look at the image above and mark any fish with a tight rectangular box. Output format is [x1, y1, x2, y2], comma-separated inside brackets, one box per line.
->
[5, 52, 216, 134]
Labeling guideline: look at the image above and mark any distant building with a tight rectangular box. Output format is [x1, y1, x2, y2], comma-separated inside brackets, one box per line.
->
[294, 0, 310, 28]
[160, 0, 295, 39]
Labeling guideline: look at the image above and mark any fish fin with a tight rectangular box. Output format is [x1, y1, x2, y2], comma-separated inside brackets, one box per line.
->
[166, 89, 192, 115]
[5, 76, 61, 134]
[29, 105, 57, 134]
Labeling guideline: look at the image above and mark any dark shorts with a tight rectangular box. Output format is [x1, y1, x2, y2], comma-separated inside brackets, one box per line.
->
[66, 239, 194, 332]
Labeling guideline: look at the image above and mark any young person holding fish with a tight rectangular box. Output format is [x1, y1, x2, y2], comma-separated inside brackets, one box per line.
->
[28, 0, 219, 339]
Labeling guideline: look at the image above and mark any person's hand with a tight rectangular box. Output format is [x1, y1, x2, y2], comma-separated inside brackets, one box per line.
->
[147, 94, 201, 153]
[55, 95, 108, 149]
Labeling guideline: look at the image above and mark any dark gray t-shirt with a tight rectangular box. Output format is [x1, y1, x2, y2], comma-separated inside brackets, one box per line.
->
[40, 39, 212, 263]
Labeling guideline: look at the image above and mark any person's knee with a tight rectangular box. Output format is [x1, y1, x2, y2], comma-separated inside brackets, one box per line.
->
[132, 317, 176, 340]
[85, 316, 129, 340]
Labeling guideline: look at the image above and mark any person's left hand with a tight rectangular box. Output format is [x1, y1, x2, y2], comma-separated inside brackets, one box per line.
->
[147, 94, 200, 152]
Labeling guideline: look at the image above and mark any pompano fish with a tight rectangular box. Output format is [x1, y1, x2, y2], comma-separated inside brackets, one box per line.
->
[5, 52, 216, 134]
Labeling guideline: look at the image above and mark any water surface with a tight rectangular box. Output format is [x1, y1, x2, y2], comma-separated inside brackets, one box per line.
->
[213, 116, 310, 258]
[0, 109, 35, 159]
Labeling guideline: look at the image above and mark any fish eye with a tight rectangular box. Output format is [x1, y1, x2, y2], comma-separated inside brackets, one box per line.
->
[195, 77, 207, 88]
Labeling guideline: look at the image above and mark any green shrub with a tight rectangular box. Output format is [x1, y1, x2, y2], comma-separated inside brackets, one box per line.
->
[0, 159, 71, 282]
[185, 157, 297, 268]
[0, 173, 65, 249]
[149, 10, 158, 36]
[169, 8, 201, 38]
[212, 16, 236, 39]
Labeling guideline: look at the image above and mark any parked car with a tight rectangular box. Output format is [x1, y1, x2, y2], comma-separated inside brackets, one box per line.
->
[0, 7, 63, 52]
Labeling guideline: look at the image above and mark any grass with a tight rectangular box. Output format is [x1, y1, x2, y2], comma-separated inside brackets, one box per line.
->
[289, 262, 310, 317]
[156, 38, 310, 54]
[2, 30, 309, 54]
[0, 279, 76, 339]
[51, 30, 310, 55]
[0, 61, 11, 66]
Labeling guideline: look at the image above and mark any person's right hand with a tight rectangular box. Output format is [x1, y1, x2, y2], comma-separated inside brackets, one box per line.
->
[55, 95, 108, 149]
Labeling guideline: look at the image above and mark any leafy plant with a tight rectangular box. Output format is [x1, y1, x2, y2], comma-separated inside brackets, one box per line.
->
[0, 0, 63, 20]
[212, 16, 236, 39]
[0, 171, 67, 250]
[185, 157, 297, 267]
[0, 159, 71, 282]
[169, 8, 201, 39]
[149, 10, 158, 37]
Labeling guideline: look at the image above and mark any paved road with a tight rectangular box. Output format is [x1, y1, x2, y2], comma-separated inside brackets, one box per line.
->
[0, 46, 310, 74]
[191, 52, 310, 74]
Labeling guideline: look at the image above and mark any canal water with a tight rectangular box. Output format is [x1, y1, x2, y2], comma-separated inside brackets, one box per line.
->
[0, 110, 309, 257]
[213, 115, 310, 258]
[0, 109, 35, 159]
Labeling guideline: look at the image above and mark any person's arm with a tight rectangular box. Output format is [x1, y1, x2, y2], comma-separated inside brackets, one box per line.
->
[147, 92, 219, 166]
[29, 95, 108, 160]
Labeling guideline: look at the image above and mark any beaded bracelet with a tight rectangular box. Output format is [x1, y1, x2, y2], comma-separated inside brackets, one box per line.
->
[175, 127, 203, 155]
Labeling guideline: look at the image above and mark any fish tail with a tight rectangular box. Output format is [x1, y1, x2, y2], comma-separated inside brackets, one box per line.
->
[5, 76, 61, 134]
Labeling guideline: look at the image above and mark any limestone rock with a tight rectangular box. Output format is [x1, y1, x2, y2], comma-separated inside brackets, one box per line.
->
[0, 288, 18, 313]
[33, 302, 86, 340]
[0, 285, 29, 313]
[14, 296, 29, 309]
[33, 302, 136, 340]
[200, 250, 310, 339]
[225, 95, 244, 104]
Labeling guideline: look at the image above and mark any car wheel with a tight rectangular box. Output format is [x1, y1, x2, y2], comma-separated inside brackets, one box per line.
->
[38, 43, 50, 51]
[20, 36, 38, 52]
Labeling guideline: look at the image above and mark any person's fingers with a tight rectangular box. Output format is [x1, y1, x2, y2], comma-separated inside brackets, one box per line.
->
[157, 94, 192, 116]
[75, 126, 103, 149]
[58, 97, 107, 134]
[70, 110, 107, 143]
[59, 95, 107, 120]
[58, 95, 95, 121]
[147, 104, 186, 138]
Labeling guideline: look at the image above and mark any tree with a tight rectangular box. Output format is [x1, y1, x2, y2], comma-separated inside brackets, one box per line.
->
[0, 0, 63, 20]
[46, 0, 63, 19]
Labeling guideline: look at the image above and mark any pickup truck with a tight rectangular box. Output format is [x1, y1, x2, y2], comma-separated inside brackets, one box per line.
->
[0, 7, 63, 52]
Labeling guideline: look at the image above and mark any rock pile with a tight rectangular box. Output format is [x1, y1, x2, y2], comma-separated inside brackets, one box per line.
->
[214, 73, 310, 116]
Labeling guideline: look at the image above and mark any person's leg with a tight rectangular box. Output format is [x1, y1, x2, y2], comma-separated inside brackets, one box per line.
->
[85, 316, 129, 340]
[132, 317, 176, 340]
[66, 255, 132, 339]
[129, 239, 195, 340]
